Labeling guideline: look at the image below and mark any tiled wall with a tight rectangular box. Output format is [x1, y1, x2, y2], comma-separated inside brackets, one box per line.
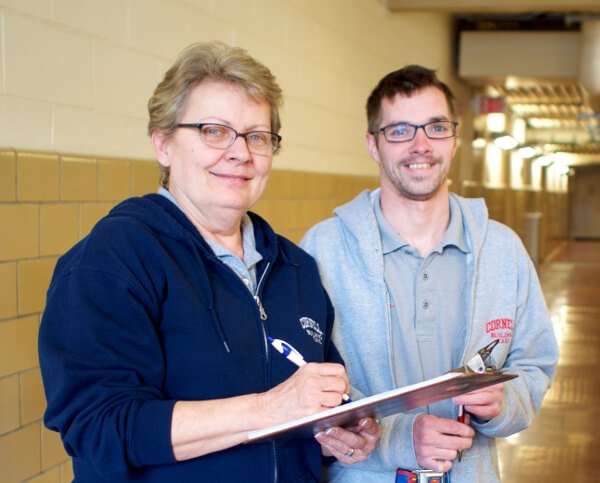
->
[0, 146, 377, 482]
[0, 1, 569, 481]
[0, 0, 463, 178]
[481, 186, 569, 264]
[0, 148, 157, 482]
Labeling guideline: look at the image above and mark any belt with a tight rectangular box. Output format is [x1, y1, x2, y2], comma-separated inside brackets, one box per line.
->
[396, 469, 449, 483]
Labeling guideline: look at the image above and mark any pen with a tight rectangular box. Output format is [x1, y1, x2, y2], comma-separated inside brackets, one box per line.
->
[267, 336, 352, 403]
[457, 404, 465, 462]
[451, 339, 500, 463]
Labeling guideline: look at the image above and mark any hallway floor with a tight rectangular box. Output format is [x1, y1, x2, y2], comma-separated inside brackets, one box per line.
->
[497, 240, 600, 482]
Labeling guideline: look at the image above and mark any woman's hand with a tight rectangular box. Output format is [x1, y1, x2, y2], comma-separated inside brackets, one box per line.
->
[315, 418, 382, 464]
[259, 363, 350, 424]
[171, 362, 351, 461]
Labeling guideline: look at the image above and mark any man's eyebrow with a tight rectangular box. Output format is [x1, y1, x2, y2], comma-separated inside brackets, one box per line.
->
[384, 116, 451, 125]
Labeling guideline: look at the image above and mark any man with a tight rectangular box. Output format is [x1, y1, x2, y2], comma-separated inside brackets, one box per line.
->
[301, 65, 559, 482]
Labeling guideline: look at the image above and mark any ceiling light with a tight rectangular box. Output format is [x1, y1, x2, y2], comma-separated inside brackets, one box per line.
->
[517, 146, 537, 158]
[494, 134, 518, 150]
[552, 164, 571, 175]
[533, 155, 553, 167]
[486, 113, 506, 133]
[472, 137, 487, 149]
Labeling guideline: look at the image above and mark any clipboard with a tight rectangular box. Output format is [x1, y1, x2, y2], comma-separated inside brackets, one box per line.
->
[246, 371, 517, 443]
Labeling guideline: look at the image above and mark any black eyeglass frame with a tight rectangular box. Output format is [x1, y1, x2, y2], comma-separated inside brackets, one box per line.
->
[176, 122, 282, 153]
[373, 120, 459, 143]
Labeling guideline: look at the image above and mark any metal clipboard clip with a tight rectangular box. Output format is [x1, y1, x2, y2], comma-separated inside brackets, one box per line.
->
[451, 339, 500, 374]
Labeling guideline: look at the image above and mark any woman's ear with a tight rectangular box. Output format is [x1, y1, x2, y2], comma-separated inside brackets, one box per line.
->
[151, 130, 171, 168]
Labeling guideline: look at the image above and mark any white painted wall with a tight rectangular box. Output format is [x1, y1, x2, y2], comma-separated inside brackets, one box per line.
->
[0, 0, 460, 176]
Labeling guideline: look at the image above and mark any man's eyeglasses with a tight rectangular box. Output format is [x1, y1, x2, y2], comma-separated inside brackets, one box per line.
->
[374, 120, 458, 143]
[176, 123, 282, 154]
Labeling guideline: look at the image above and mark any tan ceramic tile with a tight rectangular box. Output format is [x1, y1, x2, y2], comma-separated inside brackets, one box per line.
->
[305, 172, 337, 199]
[130, 160, 159, 197]
[42, 425, 69, 470]
[17, 258, 57, 315]
[329, 175, 358, 199]
[289, 171, 309, 199]
[0, 375, 19, 435]
[350, 175, 377, 195]
[0, 422, 41, 482]
[268, 199, 299, 231]
[60, 460, 74, 483]
[20, 368, 45, 425]
[251, 200, 272, 221]
[0, 204, 39, 261]
[298, 199, 329, 228]
[280, 228, 304, 245]
[17, 151, 59, 201]
[262, 169, 292, 200]
[97, 158, 130, 201]
[79, 202, 114, 238]
[60, 156, 97, 201]
[0, 149, 16, 201]
[40, 204, 79, 256]
[334, 176, 353, 199]
[27, 467, 61, 483]
[316, 173, 340, 199]
[0, 315, 39, 378]
[0, 262, 17, 320]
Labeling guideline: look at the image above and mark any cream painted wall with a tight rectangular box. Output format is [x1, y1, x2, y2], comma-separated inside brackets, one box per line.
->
[0, 0, 461, 177]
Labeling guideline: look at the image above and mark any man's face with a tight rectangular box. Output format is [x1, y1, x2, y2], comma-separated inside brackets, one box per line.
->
[366, 86, 457, 202]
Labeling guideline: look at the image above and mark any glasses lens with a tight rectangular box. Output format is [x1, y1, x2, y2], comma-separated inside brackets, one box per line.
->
[424, 121, 456, 139]
[199, 124, 235, 148]
[383, 123, 415, 142]
[246, 131, 279, 154]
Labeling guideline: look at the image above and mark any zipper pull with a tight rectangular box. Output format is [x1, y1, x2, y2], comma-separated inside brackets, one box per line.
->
[254, 295, 268, 320]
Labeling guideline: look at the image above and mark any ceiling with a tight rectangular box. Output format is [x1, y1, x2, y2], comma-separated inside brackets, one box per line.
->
[383, 1, 600, 166]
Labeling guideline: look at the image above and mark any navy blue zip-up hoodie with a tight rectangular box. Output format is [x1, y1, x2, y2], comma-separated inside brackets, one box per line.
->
[39, 194, 342, 482]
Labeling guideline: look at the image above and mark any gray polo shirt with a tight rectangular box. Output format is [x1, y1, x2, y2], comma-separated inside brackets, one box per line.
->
[374, 193, 469, 415]
[158, 188, 263, 292]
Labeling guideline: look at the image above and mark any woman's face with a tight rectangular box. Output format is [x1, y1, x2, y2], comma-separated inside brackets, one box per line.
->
[153, 78, 274, 225]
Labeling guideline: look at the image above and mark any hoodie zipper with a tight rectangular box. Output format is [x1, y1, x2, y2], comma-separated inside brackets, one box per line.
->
[245, 263, 279, 483]
[253, 263, 271, 361]
[254, 294, 268, 320]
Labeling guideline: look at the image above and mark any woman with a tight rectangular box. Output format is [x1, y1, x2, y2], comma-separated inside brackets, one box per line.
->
[39, 41, 380, 482]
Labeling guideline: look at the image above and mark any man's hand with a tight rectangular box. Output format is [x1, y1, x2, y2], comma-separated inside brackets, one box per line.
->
[413, 414, 474, 472]
[315, 418, 382, 464]
[452, 382, 504, 421]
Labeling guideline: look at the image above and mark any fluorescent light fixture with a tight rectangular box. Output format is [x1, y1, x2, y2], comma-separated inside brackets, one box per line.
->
[552, 163, 570, 175]
[512, 118, 526, 144]
[486, 113, 506, 133]
[533, 155, 553, 167]
[517, 146, 537, 158]
[472, 137, 487, 149]
[494, 134, 518, 150]
[553, 152, 573, 165]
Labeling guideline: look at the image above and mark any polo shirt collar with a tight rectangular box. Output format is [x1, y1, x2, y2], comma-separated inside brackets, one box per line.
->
[374, 191, 469, 255]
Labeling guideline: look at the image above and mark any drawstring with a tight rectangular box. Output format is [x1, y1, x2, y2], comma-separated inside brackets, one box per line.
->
[191, 241, 232, 354]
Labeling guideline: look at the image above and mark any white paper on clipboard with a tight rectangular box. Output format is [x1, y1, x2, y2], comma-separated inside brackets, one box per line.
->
[246, 371, 517, 443]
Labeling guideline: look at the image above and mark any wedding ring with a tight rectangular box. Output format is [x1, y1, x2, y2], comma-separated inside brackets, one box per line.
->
[344, 447, 355, 457]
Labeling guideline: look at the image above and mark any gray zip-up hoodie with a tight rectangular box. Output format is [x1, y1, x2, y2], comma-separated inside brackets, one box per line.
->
[301, 189, 559, 483]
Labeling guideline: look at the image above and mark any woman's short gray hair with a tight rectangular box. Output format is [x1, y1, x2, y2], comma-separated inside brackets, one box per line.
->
[147, 41, 283, 187]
